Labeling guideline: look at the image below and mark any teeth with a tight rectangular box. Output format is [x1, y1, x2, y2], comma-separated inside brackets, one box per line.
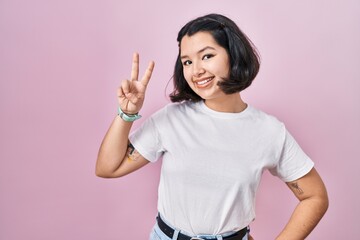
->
[196, 77, 213, 85]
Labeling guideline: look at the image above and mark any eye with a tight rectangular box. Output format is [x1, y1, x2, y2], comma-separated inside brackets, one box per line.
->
[183, 60, 192, 66]
[202, 54, 214, 60]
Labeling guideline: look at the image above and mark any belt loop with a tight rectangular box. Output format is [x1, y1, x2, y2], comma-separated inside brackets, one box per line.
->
[216, 235, 223, 240]
[172, 229, 180, 240]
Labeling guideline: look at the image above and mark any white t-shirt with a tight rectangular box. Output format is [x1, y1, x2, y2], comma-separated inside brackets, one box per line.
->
[129, 101, 314, 235]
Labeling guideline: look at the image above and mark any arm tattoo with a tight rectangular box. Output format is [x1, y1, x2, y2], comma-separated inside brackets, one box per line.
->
[126, 143, 140, 162]
[290, 182, 304, 195]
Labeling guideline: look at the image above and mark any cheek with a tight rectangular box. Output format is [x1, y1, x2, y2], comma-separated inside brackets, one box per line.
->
[217, 62, 230, 78]
[183, 68, 192, 84]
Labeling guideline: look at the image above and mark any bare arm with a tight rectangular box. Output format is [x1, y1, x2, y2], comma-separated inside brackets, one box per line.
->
[96, 53, 155, 178]
[275, 168, 329, 240]
[96, 117, 150, 178]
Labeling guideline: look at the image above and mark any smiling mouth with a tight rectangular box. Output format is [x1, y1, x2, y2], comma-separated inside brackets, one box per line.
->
[193, 77, 214, 87]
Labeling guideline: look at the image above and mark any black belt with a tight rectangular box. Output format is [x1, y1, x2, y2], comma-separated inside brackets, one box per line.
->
[156, 215, 248, 240]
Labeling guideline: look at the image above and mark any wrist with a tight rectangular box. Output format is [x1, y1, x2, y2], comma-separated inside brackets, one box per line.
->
[117, 107, 142, 122]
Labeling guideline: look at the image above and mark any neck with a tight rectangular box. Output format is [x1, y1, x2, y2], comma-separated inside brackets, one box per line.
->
[204, 93, 247, 113]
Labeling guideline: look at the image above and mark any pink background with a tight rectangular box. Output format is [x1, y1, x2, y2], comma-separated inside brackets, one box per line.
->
[1, 0, 359, 239]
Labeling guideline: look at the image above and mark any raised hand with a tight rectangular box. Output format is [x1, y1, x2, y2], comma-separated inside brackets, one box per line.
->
[117, 53, 155, 114]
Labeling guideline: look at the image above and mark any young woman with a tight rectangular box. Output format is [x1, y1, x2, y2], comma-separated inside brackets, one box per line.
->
[96, 14, 328, 240]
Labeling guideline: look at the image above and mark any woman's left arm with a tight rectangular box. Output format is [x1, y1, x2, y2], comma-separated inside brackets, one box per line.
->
[276, 168, 329, 240]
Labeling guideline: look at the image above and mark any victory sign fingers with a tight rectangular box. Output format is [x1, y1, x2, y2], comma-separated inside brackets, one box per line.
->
[118, 53, 155, 114]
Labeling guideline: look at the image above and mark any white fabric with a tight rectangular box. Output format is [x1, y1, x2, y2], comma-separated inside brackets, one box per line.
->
[129, 101, 314, 235]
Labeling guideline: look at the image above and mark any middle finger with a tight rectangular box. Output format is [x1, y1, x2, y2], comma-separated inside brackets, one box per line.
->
[130, 52, 139, 81]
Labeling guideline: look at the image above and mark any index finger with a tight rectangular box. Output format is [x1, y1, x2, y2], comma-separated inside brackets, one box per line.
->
[140, 60, 155, 86]
[130, 52, 139, 81]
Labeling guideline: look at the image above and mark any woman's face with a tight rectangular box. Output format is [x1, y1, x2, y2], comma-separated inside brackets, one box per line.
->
[180, 31, 230, 101]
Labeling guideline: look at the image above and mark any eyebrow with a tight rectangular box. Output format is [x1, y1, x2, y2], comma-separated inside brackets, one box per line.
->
[180, 46, 216, 59]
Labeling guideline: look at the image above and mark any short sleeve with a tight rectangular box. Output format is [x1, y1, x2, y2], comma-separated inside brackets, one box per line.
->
[129, 116, 164, 162]
[269, 129, 314, 182]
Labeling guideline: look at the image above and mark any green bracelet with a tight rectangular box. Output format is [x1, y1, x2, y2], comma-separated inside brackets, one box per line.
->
[117, 107, 142, 122]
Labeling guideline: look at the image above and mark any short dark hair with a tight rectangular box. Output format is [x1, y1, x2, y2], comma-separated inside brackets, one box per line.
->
[170, 13, 260, 102]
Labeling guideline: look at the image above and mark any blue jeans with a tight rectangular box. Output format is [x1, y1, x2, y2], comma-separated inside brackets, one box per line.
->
[149, 221, 249, 240]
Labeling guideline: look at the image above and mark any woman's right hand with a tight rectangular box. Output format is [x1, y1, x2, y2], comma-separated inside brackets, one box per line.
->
[117, 52, 155, 114]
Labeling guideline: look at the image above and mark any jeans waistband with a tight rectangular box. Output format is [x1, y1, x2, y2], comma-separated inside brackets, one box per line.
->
[156, 214, 248, 240]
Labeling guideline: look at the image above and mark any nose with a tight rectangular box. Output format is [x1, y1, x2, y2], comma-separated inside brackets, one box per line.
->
[192, 61, 205, 78]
